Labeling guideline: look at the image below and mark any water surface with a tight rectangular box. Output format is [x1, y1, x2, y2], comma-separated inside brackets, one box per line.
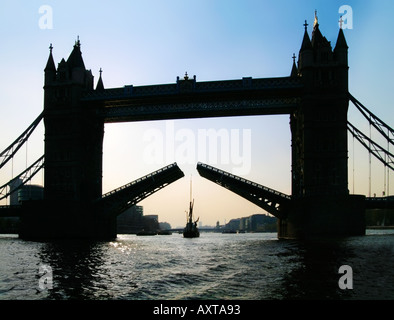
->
[0, 230, 393, 300]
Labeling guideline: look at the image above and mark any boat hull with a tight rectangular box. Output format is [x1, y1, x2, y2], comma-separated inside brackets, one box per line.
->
[183, 222, 200, 238]
[136, 230, 157, 236]
[183, 231, 200, 238]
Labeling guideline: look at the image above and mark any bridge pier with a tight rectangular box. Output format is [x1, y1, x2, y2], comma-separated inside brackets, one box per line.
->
[18, 201, 117, 240]
[278, 195, 366, 239]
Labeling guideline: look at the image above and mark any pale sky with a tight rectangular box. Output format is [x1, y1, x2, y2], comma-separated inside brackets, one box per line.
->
[0, 1, 393, 228]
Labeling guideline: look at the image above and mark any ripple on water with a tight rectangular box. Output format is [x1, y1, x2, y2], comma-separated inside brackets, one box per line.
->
[1, 232, 394, 300]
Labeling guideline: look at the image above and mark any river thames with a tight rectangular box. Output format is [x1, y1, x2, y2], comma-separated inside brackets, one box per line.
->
[0, 230, 393, 301]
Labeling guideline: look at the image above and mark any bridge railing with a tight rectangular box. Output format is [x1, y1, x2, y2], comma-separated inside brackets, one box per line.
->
[0, 205, 22, 217]
[96, 162, 184, 217]
[197, 162, 291, 200]
[100, 162, 179, 199]
[365, 196, 394, 209]
[83, 76, 303, 101]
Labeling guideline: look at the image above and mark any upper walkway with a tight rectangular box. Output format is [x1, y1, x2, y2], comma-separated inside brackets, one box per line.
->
[83, 76, 302, 123]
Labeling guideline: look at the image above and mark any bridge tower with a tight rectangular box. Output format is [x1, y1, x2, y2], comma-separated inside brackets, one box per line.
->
[19, 41, 114, 239]
[281, 18, 365, 238]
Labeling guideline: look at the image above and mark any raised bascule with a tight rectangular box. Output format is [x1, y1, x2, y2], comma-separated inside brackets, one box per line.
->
[1, 16, 393, 239]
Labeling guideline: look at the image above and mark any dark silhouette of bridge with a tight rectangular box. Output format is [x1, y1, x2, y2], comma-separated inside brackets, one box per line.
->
[1, 17, 393, 239]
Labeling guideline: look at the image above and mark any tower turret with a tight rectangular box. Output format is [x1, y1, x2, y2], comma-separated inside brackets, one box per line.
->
[67, 39, 85, 84]
[290, 53, 298, 77]
[297, 21, 313, 77]
[96, 68, 104, 91]
[334, 28, 348, 62]
[44, 44, 56, 85]
[62, 38, 94, 90]
[43, 40, 104, 203]
[334, 26, 349, 92]
[291, 15, 350, 199]
[281, 14, 365, 240]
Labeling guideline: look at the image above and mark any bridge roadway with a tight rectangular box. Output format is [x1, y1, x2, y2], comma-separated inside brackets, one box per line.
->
[94, 162, 184, 216]
[0, 205, 22, 217]
[1, 170, 393, 220]
[0, 163, 184, 220]
[365, 196, 394, 209]
[83, 76, 302, 123]
[196, 162, 291, 219]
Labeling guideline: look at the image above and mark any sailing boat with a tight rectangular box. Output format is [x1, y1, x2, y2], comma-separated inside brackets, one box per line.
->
[183, 177, 200, 238]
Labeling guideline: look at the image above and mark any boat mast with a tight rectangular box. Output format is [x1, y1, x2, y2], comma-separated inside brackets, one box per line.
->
[189, 176, 193, 223]
[190, 175, 192, 204]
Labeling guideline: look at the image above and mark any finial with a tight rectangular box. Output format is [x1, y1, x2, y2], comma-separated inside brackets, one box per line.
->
[292, 53, 296, 63]
[49, 43, 53, 53]
[184, 72, 189, 80]
[314, 10, 318, 27]
[75, 35, 81, 47]
[303, 20, 308, 31]
[99, 68, 103, 77]
[339, 15, 344, 29]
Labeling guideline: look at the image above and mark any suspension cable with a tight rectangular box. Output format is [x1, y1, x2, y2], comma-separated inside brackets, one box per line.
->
[369, 120, 372, 197]
[347, 122, 394, 171]
[0, 155, 45, 201]
[352, 133, 355, 194]
[0, 111, 43, 171]
[349, 93, 394, 146]
[389, 133, 391, 195]
[349, 93, 394, 195]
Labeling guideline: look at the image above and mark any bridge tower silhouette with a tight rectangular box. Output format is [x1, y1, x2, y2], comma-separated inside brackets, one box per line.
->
[284, 19, 365, 238]
[16, 18, 370, 239]
[19, 40, 110, 239]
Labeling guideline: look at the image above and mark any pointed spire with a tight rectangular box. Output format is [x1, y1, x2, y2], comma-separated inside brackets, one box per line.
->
[311, 18, 323, 47]
[334, 25, 348, 65]
[45, 43, 56, 72]
[67, 37, 85, 69]
[298, 20, 314, 73]
[335, 26, 348, 50]
[96, 68, 104, 91]
[311, 13, 331, 49]
[290, 53, 298, 77]
[300, 20, 312, 51]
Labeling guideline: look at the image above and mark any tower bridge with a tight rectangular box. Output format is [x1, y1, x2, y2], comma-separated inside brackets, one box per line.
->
[0, 17, 393, 239]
